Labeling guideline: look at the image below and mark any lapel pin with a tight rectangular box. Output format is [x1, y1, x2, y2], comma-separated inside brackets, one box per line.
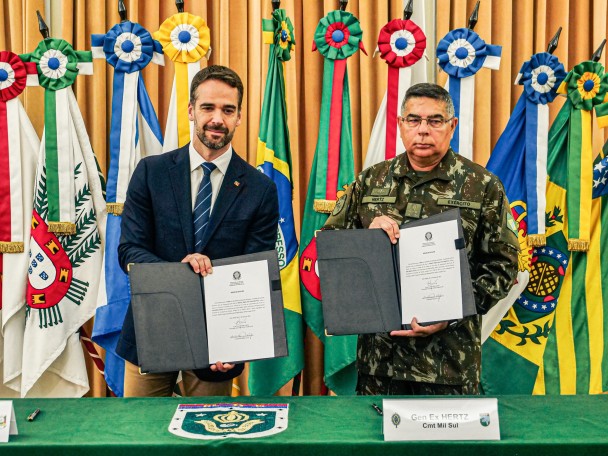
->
[234, 181, 240, 187]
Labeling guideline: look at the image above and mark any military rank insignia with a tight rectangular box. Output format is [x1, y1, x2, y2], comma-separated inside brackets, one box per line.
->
[169, 403, 289, 439]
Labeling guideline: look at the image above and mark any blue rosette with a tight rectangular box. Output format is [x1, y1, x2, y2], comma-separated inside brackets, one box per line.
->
[437, 28, 491, 78]
[102, 21, 158, 73]
[517, 52, 566, 105]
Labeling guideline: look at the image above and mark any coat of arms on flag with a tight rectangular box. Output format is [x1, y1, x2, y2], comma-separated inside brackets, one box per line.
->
[169, 403, 289, 439]
[19, 14, 106, 397]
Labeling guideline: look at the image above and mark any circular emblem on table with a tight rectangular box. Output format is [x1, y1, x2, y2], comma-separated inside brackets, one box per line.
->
[233, 271, 241, 280]
[391, 412, 401, 428]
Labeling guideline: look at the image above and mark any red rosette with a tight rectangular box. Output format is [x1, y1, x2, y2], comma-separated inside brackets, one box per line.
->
[325, 21, 350, 50]
[377, 19, 426, 68]
[0, 51, 27, 102]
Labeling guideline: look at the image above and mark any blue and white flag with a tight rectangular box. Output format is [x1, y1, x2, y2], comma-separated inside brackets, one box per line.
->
[91, 21, 164, 397]
[481, 52, 565, 342]
[437, 28, 501, 160]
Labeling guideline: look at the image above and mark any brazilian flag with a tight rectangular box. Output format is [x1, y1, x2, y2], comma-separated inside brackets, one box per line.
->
[249, 9, 304, 396]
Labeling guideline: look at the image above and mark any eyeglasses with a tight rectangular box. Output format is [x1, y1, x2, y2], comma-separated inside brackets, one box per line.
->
[399, 115, 454, 129]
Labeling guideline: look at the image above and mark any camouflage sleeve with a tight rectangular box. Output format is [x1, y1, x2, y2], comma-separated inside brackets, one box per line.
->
[323, 179, 364, 230]
[470, 177, 520, 314]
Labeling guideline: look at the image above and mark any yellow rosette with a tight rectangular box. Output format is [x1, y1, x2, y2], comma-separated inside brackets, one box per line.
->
[154, 12, 210, 63]
[154, 12, 211, 149]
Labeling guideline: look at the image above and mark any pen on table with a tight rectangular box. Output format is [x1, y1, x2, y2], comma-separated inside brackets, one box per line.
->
[27, 408, 41, 421]
[371, 403, 383, 416]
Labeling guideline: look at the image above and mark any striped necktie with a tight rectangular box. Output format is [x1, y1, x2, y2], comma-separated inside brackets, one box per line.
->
[193, 162, 217, 250]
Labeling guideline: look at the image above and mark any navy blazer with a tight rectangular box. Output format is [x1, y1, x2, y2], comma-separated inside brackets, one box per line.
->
[116, 144, 279, 381]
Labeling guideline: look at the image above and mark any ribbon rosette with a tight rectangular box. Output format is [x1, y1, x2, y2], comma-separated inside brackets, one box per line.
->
[29, 38, 81, 90]
[272, 9, 295, 61]
[102, 21, 157, 73]
[0, 51, 28, 101]
[313, 10, 366, 60]
[155, 12, 210, 63]
[558, 61, 608, 111]
[437, 28, 491, 78]
[377, 19, 425, 68]
[517, 52, 566, 105]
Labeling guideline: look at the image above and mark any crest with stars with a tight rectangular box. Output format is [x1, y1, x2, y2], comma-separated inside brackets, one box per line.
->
[169, 403, 289, 439]
[516, 243, 569, 314]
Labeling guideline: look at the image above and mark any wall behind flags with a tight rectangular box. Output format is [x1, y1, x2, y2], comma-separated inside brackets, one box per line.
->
[1, 0, 608, 396]
[3, 0, 607, 225]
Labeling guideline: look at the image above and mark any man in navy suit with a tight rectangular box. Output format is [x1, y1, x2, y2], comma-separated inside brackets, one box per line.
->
[116, 65, 279, 397]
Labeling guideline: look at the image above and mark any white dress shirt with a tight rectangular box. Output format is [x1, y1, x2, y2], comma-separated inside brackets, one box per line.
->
[188, 143, 232, 213]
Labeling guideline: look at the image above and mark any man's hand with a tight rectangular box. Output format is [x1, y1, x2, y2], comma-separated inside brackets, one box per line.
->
[369, 215, 400, 244]
[210, 361, 235, 373]
[182, 253, 213, 276]
[389, 318, 448, 337]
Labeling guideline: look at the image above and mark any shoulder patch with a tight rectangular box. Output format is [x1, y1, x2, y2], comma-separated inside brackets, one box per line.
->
[332, 194, 347, 216]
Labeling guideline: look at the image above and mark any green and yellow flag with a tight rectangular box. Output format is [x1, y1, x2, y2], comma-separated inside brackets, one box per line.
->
[540, 137, 608, 394]
[249, 9, 303, 396]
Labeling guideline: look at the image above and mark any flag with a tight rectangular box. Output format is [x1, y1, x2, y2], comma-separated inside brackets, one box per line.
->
[481, 52, 566, 343]
[484, 60, 608, 394]
[363, 8, 426, 169]
[480, 91, 572, 394]
[539, 115, 608, 393]
[248, 9, 303, 396]
[91, 20, 164, 397]
[154, 11, 210, 151]
[0, 51, 39, 397]
[20, 38, 106, 397]
[299, 9, 365, 395]
[554, 61, 608, 251]
[436, 27, 501, 159]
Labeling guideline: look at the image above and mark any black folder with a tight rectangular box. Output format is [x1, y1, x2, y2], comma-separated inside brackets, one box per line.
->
[317, 209, 476, 335]
[128, 250, 288, 374]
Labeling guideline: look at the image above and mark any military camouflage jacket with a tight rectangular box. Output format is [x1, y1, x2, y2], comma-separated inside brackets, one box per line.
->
[324, 149, 519, 391]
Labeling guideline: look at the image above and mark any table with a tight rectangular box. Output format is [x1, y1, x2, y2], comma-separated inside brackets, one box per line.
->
[4, 395, 608, 455]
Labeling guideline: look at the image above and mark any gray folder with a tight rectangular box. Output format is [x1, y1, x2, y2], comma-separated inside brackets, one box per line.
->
[317, 209, 476, 335]
[128, 250, 287, 374]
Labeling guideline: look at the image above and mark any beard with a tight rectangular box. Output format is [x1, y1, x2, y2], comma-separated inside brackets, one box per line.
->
[197, 123, 235, 150]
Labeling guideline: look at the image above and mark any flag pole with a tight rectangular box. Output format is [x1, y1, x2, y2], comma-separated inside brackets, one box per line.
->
[468, 1, 480, 30]
[547, 27, 562, 54]
[592, 39, 606, 61]
[36, 10, 50, 38]
[118, 0, 127, 22]
[403, 0, 413, 20]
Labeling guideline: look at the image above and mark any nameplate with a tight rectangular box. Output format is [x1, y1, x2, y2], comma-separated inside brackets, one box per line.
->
[361, 196, 397, 204]
[382, 398, 500, 441]
[0, 401, 18, 442]
[437, 198, 482, 210]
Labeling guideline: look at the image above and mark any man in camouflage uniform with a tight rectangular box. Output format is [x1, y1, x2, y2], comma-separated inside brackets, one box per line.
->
[324, 83, 519, 395]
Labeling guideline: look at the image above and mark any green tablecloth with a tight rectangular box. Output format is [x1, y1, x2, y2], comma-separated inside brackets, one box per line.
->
[4, 395, 608, 455]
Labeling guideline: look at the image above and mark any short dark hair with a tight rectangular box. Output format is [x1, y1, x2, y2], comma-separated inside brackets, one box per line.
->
[189, 65, 244, 110]
[401, 83, 455, 118]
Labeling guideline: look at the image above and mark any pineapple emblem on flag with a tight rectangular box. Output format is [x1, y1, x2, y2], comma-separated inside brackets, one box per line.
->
[26, 162, 101, 328]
